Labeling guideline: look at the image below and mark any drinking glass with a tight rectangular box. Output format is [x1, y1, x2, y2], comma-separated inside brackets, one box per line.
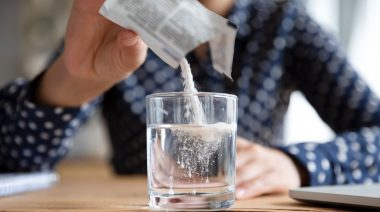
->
[146, 92, 237, 210]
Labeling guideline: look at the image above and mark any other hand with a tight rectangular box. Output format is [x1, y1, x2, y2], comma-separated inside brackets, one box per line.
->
[235, 137, 305, 199]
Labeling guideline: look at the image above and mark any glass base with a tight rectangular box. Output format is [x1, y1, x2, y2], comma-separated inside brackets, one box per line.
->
[149, 191, 234, 211]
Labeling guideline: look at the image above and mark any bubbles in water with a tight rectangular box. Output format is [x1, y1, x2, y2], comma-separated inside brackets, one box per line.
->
[171, 123, 236, 181]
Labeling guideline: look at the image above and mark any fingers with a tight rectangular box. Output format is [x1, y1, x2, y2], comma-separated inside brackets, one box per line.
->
[236, 176, 270, 199]
[235, 143, 285, 199]
[235, 146, 302, 200]
[236, 173, 278, 200]
[236, 161, 267, 186]
[236, 140, 261, 168]
[236, 149, 257, 170]
[236, 137, 253, 151]
[236, 140, 265, 186]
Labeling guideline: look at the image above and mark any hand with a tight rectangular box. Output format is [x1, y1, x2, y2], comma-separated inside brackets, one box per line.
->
[235, 137, 304, 199]
[37, 0, 148, 107]
[64, 0, 147, 83]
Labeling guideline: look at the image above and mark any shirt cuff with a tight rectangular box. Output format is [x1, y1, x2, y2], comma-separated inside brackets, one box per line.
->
[278, 142, 335, 186]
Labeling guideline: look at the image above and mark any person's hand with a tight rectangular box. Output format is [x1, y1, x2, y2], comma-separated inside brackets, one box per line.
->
[235, 137, 305, 199]
[64, 0, 147, 83]
[37, 0, 148, 107]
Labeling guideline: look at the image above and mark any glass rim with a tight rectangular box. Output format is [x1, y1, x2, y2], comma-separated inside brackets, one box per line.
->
[146, 92, 238, 100]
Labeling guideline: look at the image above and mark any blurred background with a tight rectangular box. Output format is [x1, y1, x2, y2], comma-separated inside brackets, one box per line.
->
[0, 0, 379, 159]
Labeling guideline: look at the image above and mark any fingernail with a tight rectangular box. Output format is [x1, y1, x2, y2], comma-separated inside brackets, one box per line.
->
[120, 31, 138, 46]
[122, 30, 136, 39]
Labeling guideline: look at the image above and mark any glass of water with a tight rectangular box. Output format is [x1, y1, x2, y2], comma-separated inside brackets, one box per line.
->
[146, 92, 237, 210]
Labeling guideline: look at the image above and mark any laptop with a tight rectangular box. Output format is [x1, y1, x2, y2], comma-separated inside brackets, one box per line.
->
[289, 184, 380, 209]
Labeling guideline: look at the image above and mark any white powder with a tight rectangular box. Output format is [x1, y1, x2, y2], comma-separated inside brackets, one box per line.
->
[178, 59, 234, 183]
[180, 59, 205, 125]
[171, 123, 236, 182]
[180, 58, 198, 94]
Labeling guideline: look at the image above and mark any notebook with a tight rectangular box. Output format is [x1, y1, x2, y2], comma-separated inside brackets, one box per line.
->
[0, 172, 59, 197]
[289, 184, 380, 209]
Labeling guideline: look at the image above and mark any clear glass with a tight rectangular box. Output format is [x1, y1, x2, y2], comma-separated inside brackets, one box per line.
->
[146, 92, 237, 210]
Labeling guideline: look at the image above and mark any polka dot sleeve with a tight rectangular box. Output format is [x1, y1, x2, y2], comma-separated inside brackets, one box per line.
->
[280, 128, 380, 186]
[278, 5, 380, 186]
[0, 78, 98, 172]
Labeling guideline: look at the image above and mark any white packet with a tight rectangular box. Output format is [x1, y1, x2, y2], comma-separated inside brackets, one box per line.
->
[99, 0, 238, 79]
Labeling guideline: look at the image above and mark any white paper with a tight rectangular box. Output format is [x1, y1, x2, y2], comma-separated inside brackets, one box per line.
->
[99, 0, 238, 79]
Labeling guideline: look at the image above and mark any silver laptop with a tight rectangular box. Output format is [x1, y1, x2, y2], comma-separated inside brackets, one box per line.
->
[289, 184, 380, 209]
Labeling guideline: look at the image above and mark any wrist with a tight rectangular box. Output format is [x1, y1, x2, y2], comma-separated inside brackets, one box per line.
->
[285, 152, 309, 187]
[36, 56, 112, 107]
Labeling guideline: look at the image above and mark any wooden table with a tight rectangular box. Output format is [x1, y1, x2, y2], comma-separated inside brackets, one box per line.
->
[0, 160, 350, 211]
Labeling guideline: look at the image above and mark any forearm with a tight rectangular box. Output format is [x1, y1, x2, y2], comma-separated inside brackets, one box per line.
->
[0, 79, 98, 172]
[36, 56, 113, 107]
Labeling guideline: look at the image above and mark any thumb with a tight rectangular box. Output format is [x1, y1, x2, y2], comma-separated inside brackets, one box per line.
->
[94, 29, 147, 82]
[114, 29, 148, 72]
[119, 30, 140, 47]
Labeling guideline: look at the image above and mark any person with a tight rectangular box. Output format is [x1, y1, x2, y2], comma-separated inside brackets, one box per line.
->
[1, 0, 379, 200]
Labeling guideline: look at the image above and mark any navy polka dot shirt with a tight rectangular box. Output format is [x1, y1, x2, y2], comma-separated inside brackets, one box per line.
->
[1, 0, 380, 186]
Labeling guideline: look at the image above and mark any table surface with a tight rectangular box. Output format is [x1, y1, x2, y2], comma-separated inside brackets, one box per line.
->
[0, 160, 351, 211]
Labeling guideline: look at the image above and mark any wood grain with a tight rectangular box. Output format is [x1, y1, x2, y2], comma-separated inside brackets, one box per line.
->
[0, 160, 349, 211]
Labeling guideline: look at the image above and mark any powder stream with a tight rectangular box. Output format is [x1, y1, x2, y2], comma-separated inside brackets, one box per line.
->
[180, 59, 206, 125]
